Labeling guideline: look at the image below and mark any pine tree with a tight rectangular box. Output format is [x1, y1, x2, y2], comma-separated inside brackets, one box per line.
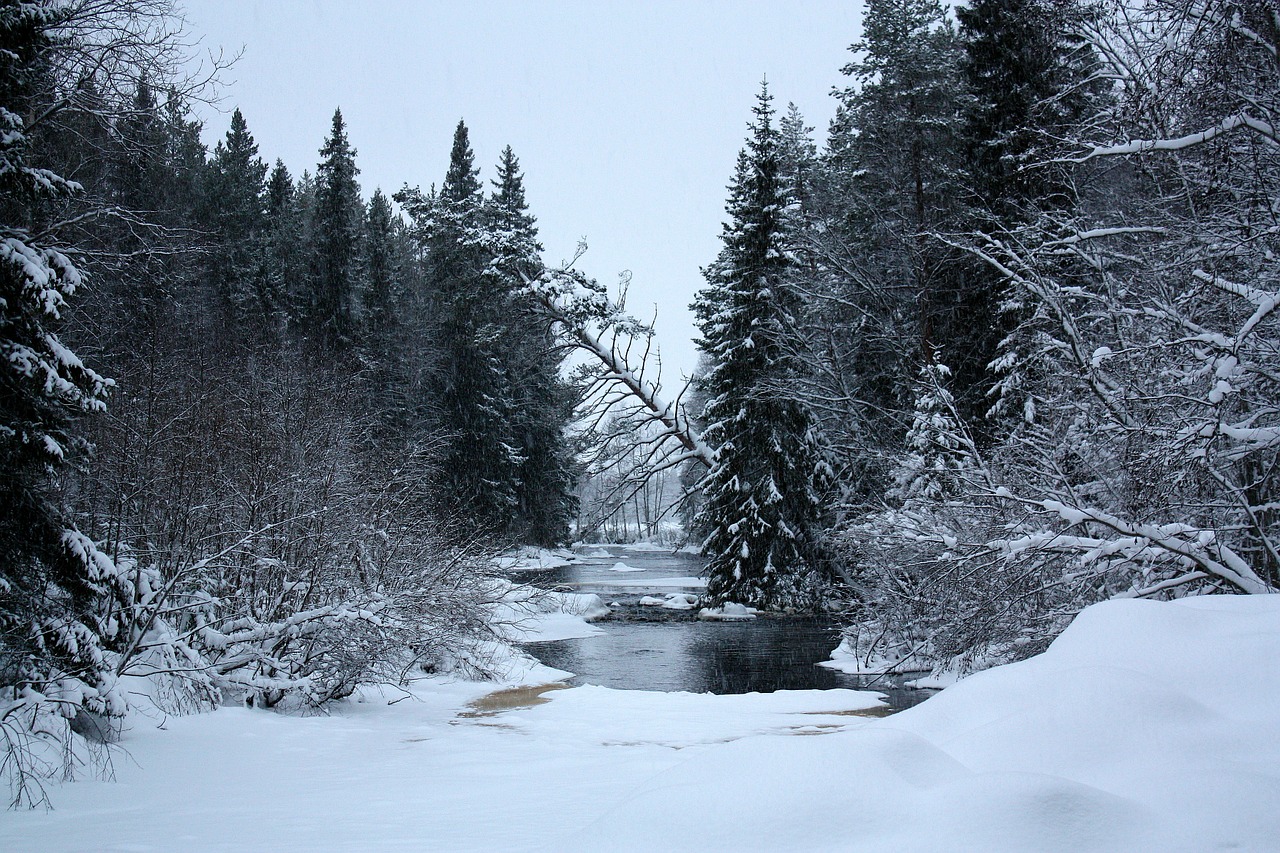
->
[777, 102, 818, 223]
[804, 0, 978, 495]
[953, 0, 1107, 428]
[959, 0, 1102, 219]
[114, 77, 168, 214]
[828, 0, 968, 361]
[693, 84, 829, 611]
[310, 108, 362, 349]
[364, 188, 398, 334]
[360, 186, 415, 444]
[890, 362, 973, 502]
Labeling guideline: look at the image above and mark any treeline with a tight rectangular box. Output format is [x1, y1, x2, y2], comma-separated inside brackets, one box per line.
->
[691, 0, 1280, 665]
[1, 0, 575, 803]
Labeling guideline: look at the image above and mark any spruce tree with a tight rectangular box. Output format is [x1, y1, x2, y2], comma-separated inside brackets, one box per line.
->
[693, 84, 829, 611]
[263, 159, 305, 326]
[827, 0, 967, 361]
[0, 2, 124, 739]
[310, 108, 362, 349]
[951, 0, 1106, 428]
[959, 0, 1101, 218]
[428, 121, 524, 536]
[208, 108, 268, 323]
[364, 188, 399, 335]
[487, 145, 577, 545]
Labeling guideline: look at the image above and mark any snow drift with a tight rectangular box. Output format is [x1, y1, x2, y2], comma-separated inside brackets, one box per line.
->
[2, 595, 1276, 853]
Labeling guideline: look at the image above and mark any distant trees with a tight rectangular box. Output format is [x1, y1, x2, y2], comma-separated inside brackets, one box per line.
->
[207, 107, 268, 323]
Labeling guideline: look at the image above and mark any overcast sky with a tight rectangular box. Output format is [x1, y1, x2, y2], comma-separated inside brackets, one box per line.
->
[181, 0, 866, 381]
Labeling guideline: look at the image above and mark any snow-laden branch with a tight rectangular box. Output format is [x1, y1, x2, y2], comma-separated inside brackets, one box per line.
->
[990, 488, 1272, 595]
[519, 267, 714, 470]
[1068, 113, 1277, 162]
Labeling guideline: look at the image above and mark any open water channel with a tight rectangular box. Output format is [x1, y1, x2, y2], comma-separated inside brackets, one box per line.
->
[510, 545, 936, 713]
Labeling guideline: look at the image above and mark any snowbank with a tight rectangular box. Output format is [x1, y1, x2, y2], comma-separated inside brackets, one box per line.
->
[583, 595, 1280, 851]
[619, 541, 668, 551]
[606, 561, 645, 573]
[6, 595, 1277, 853]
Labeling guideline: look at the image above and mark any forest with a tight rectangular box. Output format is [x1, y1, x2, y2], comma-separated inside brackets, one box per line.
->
[1, 0, 1278, 838]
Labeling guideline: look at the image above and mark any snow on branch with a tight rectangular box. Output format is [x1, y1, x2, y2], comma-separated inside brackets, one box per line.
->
[1068, 113, 1277, 162]
[518, 266, 714, 470]
[989, 488, 1272, 595]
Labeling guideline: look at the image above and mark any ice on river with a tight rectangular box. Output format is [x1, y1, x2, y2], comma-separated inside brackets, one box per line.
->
[5, 595, 1279, 852]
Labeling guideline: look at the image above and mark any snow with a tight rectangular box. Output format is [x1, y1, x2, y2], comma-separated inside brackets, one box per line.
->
[618, 541, 670, 552]
[605, 560, 645, 572]
[638, 592, 699, 610]
[698, 601, 759, 621]
[491, 546, 575, 572]
[5, 595, 1279, 852]
[485, 579, 609, 644]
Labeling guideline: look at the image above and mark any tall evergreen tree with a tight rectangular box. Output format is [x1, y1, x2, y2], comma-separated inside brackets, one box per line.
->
[487, 145, 577, 545]
[263, 159, 305, 327]
[309, 108, 362, 349]
[693, 84, 829, 610]
[959, 0, 1102, 219]
[208, 107, 268, 322]
[955, 0, 1107, 426]
[0, 2, 124, 746]
[807, 0, 970, 499]
[421, 120, 524, 536]
[364, 188, 399, 335]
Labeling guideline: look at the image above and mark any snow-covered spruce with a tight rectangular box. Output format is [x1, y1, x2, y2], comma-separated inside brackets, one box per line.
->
[691, 83, 831, 611]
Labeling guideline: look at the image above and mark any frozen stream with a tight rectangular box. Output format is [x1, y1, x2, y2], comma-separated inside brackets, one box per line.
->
[511, 545, 936, 712]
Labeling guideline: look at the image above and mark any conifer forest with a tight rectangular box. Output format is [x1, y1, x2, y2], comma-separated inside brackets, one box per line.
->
[2, 2, 1280, 850]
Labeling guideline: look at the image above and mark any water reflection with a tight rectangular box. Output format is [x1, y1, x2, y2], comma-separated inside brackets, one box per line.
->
[513, 546, 937, 712]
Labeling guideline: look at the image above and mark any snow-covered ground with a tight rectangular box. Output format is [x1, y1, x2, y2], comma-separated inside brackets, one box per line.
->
[4, 595, 1278, 852]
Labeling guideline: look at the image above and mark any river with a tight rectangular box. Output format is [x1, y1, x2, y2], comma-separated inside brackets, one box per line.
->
[511, 544, 937, 713]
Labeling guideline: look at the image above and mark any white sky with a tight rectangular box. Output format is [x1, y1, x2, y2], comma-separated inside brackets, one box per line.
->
[181, 0, 866, 382]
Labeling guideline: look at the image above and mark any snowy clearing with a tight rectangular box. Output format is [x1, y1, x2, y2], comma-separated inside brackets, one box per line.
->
[3, 595, 1277, 852]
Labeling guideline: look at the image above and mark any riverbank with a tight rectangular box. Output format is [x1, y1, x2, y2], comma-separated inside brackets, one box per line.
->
[2, 593, 1276, 851]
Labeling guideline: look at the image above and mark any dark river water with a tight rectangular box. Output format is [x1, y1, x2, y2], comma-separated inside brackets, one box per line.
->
[511, 545, 936, 713]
